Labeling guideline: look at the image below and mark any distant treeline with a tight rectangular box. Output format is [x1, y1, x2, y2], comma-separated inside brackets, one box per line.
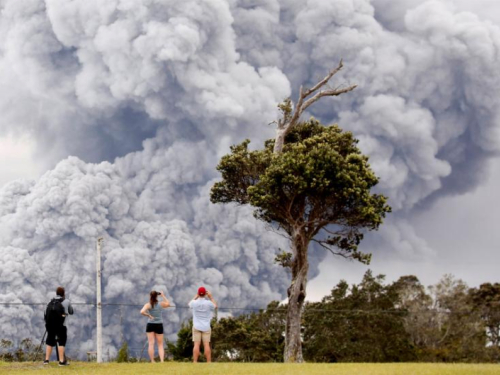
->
[2, 271, 499, 363]
[171, 271, 500, 363]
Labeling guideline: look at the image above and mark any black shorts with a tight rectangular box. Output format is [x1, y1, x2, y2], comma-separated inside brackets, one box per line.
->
[46, 325, 67, 347]
[146, 323, 164, 334]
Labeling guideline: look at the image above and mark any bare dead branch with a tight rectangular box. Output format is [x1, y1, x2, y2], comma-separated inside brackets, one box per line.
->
[303, 59, 345, 97]
[301, 84, 357, 115]
[273, 59, 356, 154]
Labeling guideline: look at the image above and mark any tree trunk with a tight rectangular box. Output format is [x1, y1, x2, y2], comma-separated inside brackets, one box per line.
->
[284, 229, 309, 363]
[274, 127, 287, 154]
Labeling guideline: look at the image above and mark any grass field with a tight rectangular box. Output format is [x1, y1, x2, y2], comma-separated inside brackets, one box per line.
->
[1, 362, 500, 375]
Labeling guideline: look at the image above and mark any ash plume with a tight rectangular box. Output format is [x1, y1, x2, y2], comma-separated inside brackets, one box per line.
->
[1, 0, 500, 356]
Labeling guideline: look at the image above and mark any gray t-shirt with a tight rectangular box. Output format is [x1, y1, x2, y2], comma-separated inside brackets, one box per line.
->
[189, 298, 215, 332]
[54, 296, 74, 327]
[147, 303, 163, 324]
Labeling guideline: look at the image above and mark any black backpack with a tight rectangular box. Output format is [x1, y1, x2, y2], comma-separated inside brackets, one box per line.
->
[44, 298, 66, 327]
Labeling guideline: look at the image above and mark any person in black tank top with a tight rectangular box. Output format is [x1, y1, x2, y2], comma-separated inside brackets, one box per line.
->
[140, 290, 170, 362]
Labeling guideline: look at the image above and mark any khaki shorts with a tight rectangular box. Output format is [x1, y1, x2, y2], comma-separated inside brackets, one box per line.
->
[192, 327, 211, 343]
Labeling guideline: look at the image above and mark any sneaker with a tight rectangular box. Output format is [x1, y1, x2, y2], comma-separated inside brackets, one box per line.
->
[58, 361, 70, 366]
[43, 360, 49, 365]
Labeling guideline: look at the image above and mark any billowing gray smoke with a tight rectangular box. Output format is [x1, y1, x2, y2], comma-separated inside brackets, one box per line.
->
[1, 0, 500, 357]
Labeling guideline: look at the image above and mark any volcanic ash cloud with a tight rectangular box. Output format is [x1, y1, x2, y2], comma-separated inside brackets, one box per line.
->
[1, 0, 500, 356]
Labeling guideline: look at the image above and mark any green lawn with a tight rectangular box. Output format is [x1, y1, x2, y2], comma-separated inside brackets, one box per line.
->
[1, 362, 500, 375]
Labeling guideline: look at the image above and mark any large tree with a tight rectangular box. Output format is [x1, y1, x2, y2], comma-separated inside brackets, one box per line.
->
[211, 62, 391, 362]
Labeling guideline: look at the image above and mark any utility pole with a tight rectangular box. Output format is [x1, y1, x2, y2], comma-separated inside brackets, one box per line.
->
[96, 237, 104, 363]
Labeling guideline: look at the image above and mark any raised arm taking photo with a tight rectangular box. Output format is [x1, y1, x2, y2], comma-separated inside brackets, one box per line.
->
[206, 290, 217, 309]
[159, 291, 170, 308]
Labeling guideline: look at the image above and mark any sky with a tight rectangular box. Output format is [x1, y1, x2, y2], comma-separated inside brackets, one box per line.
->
[1, 0, 500, 356]
[0, 136, 41, 186]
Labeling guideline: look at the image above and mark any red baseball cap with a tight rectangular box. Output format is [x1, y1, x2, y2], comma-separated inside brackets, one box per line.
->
[198, 287, 206, 296]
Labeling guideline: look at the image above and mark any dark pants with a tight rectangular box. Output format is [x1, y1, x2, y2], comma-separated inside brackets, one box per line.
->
[46, 325, 67, 347]
[146, 323, 164, 334]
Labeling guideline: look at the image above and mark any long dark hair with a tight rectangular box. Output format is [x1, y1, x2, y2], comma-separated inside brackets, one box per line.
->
[150, 291, 158, 308]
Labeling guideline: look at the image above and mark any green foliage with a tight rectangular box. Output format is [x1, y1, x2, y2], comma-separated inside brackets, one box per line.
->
[303, 271, 415, 362]
[116, 341, 129, 363]
[0, 338, 40, 362]
[211, 119, 391, 263]
[167, 320, 194, 361]
[469, 283, 500, 348]
[0, 339, 14, 362]
[206, 272, 500, 363]
[277, 98, 293, 124]
[212, 301, 286, 362]
[392, 274, 495, 363]
[274, 250, 292, 268]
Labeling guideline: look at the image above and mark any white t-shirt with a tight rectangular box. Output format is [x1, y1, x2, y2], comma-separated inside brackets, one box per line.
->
[188, 298, 215, 332]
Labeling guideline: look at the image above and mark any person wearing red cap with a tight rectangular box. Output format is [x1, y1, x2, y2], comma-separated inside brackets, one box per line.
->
[188, 286, 217, 362]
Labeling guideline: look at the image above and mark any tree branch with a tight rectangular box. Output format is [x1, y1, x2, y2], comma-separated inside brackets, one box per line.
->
[303, 59, 346, 97]
[273, 59, 356, 154]
[312, 239, 352, 260]
[300, 84, 357, 115]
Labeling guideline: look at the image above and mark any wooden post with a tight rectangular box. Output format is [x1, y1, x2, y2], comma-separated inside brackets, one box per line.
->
[96, 237, 103, 363]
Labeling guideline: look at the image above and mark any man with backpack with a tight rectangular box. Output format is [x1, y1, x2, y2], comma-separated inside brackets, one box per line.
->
[44, 286, 74, 366]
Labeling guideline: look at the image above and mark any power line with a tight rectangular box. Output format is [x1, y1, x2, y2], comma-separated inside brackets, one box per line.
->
[0, 301, 413, 314]
[1, 301, 466, 315]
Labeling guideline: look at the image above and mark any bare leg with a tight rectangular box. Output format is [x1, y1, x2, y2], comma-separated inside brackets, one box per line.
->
[147, 332, 155, 363]
[45, 345, 53, 361]
[203, 341, 211, 363]
[58, 346, 65, 362]
[193, 341, 201, 363]
[155, 334, 164, 362]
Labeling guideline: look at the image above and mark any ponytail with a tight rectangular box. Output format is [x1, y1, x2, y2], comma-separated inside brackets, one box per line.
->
[150, 291, 158, 308]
